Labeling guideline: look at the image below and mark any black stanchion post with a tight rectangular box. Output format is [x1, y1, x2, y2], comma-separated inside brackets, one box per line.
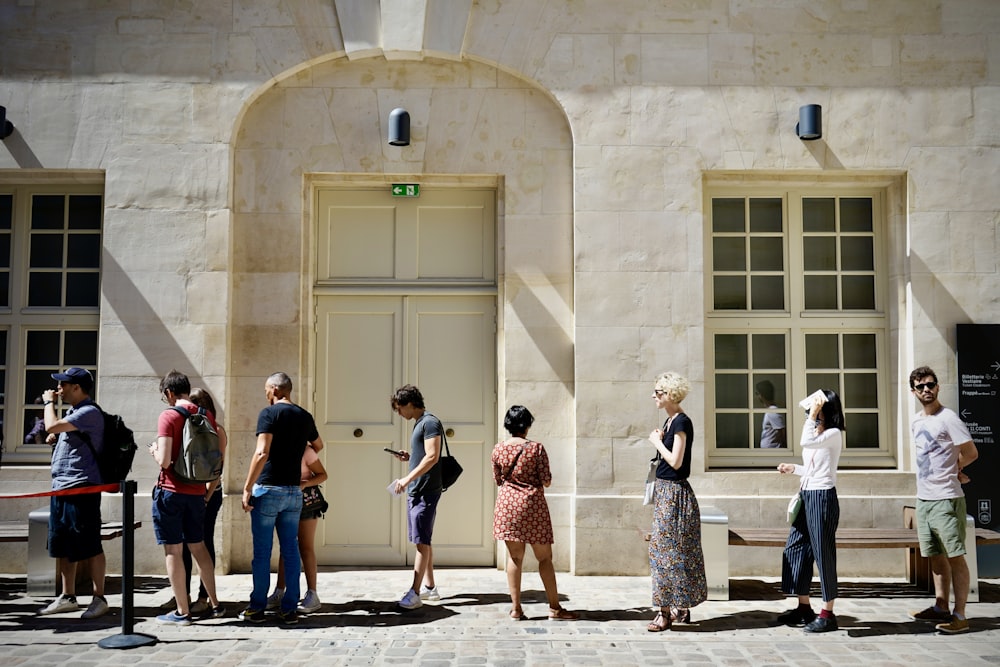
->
[98, 479, 157, 649]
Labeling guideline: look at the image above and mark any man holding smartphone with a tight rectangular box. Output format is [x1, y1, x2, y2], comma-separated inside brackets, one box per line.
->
[389, 384, 444, 609]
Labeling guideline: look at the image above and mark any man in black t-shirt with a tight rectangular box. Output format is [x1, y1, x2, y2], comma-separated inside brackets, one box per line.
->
[240, 372, 324, 624]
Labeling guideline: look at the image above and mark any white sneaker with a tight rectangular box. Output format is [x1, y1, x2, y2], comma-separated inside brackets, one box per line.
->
[419, 585, 440, 602]
[81, 596, 110, 619]
[398, 588, 422, 610]
[298, 589, 321, 613]
[39, 595, 80, 615]
[265, 587, 284, 610]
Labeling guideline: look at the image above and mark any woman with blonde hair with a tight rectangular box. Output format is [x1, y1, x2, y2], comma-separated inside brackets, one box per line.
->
[646, 372, 707, 631]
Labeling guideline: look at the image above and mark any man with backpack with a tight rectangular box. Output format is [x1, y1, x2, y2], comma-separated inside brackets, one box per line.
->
[149, 370, 224, 625]
[38, 367, 110, 619]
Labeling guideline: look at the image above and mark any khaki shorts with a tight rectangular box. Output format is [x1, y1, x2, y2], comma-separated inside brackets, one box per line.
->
[916, 497, 967, 558]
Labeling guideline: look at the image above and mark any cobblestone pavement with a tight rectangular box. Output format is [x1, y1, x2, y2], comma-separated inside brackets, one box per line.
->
[2, 569, 999, 666]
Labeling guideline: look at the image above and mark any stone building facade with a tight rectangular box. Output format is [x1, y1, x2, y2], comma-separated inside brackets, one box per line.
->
[1, 1, 998, 579]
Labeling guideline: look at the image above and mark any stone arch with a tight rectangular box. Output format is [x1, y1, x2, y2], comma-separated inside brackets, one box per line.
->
[226, 55, 575, 570]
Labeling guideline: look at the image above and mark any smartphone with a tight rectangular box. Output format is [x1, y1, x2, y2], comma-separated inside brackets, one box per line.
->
[383, 448, 404, 456]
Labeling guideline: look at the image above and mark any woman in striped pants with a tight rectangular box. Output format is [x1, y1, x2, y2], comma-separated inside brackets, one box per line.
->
[776, 389, 844, 633]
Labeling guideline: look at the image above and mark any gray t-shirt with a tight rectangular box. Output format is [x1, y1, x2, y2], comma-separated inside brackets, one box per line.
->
[912, 406, 973, 500]
[50, 399, 104, 490]
[760, 408, 786, 448]
[408, 411, 443, 496]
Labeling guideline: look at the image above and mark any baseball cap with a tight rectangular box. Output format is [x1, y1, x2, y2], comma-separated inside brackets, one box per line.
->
[51, 367, 94, 391]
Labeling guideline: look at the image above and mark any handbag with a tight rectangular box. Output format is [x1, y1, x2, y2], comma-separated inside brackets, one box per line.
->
[786, 493, 802, 524]
[643, 454, 660, 506]
[302, 484, 329, 515]
[440, 431, 463, 491]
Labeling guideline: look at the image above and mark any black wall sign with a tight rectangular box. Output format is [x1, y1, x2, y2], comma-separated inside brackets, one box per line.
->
[957, 324, 1000, 574]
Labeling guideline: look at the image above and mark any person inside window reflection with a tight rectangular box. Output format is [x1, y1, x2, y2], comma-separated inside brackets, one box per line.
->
[25, 396, 48, 444]
[756, 380, 786, 448]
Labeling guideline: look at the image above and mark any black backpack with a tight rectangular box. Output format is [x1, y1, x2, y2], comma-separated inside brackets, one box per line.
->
[79, 404, 138, 489]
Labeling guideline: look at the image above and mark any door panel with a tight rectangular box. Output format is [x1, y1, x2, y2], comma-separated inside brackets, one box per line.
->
[312, 184, 497, 567]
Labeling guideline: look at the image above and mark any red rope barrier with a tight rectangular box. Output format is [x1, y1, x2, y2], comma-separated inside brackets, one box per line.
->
[0, 483, 120, 499]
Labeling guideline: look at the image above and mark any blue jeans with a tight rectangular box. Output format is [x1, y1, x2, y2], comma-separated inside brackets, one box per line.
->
[249, 485, 302, 613]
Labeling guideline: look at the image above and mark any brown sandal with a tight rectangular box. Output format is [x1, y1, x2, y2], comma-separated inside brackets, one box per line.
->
[548, 606, 580, 621]
[670, 607, 691, 623]
[647, 611, 670, 632]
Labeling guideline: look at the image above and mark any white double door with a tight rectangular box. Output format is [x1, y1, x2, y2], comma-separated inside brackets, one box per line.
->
[311, 186, 498, 566]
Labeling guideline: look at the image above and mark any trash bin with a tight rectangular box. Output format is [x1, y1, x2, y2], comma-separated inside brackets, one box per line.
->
[27, 506, 57, 597]
[700, 505, 729, 600]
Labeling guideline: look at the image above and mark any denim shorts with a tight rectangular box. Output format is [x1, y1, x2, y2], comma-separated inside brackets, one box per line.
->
[48, 492, 103, 562]
[152, 486, 207, 545]
[407, 491, 441, 545]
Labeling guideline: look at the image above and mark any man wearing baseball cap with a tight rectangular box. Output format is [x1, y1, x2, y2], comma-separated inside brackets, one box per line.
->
[37, 366, 110, 619]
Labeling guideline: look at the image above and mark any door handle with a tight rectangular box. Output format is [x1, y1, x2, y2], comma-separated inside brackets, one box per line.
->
[445, 428, 454, 437]
[353, 428, 363, 438]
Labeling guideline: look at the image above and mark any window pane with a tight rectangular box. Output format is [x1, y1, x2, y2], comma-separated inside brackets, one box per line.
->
[804, 275, 838, 309]
[806, 373, 840, 395]
[713, 276, 746, 310]
[749, 198, 782, 232]
[750, 276, 784, 309]
[715, 334, 748, 369]
[749, 237, 783, 271]
[0, 329, 6, 360]
[26, 330, 61, 364]
[0, 233, 10, 268]
[67, 234, 101, 268]
[64, 330, 98, 365]
[23, 404, 47, 444]
[28, 273, 63, 306]
[843, 334, 876, 368]
[753, 410, 787, 449]
[31, 195, 64, 229]
[842, 276, 875, 309]
[713, 237, 745, 271]
[716, 413, 750, 448]
[25, 369, 54, 406]
[754, 374, 788, 408]
[0, 273, 8, 308]
[752, 335, 786, 369]
[845, 372, 878, 408]
[846, 413, 879, 448]
[712, 198, 745, 233]
[805, 334, 839, 368]
[716, 374, 749, 409]
[68, 195, 103, 230]
[803, 236, 836, 271]
[841, 237, 874, 271]
[840, 198, 873, 232]
[0, 194, 12, 229]
[803, 197, 835, 232]
[30, 234, 63, 268]
[66, 272, 100, 307]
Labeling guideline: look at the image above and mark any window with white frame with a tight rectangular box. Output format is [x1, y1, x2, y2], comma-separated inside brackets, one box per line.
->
[705, 183, 891, 469]
[0, 185, 102, 464]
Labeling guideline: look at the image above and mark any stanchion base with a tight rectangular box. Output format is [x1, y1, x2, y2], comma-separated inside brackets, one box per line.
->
[97, 632, 158, 649]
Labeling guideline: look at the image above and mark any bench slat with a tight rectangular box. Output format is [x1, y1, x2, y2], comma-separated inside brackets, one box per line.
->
[0, 521, 142, 543]
[728, 527, 1000, 549]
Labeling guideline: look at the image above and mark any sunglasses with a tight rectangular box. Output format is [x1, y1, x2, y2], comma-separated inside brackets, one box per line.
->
[913, 381, 937, 391]
[653, 390, 665, 397]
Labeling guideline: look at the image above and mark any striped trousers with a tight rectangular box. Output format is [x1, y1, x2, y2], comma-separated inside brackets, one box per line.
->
[781, 487, 839, 602]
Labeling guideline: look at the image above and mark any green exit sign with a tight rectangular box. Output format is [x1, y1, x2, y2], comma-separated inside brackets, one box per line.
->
[391, 183, 420, 197]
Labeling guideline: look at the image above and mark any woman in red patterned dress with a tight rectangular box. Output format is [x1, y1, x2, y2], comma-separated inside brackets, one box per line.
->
[492, 405, 579, 621]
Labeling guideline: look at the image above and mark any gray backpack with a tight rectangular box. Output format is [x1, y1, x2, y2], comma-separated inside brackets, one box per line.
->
[170, 406, 222, 483]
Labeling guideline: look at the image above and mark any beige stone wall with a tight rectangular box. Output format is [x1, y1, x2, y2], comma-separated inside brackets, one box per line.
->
[0, 1, 998, 578]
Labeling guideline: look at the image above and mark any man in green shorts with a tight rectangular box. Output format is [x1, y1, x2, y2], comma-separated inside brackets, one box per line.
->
[907, 366, 978, 634]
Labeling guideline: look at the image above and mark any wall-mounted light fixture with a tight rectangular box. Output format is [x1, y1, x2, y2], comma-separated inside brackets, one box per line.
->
[796, 104, 822, 141]
[0, 106, 13, 140]
[388, 107, 410, 146]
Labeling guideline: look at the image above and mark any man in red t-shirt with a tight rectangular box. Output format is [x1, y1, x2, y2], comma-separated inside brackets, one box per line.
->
[149, 370, 225, 625]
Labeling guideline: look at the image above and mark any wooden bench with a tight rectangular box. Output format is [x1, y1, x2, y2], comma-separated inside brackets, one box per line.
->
[727, 511, 1000, 603]
[0, 520, 141, 543]
[0, 517, 142, 595]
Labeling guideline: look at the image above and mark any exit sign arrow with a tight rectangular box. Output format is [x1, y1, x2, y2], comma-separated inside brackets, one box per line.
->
[391, 184, 420, 197]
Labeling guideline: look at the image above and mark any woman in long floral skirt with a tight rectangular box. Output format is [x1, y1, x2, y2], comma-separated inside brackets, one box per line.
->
[646, 372, 707, 632]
